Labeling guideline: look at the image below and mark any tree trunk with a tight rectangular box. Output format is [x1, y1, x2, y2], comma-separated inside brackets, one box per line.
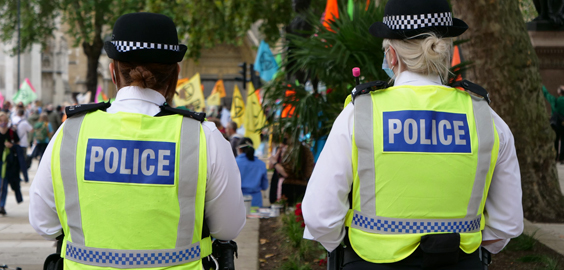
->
[452, 0, 564, 222]
[82, 39, 103, 103]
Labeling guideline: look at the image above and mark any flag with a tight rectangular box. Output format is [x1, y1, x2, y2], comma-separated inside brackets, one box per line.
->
[206, 91, 221, 106]
[211, 80, 226, 98]
[95, 86, 109, 103]
[281, 88, 297, 118]
[244, 82, 266, 149]
[323, 0, 339, 31]
[220, 107, 231, 128]
[254, 41, 279, 82]
[12, 78, 37, 105]
[177, 78, 189, 87]
[347, 0, 370, 18]
[174, 73, 205, 111]
[451, 45, 463, 83]
[231, 85, 245, 127]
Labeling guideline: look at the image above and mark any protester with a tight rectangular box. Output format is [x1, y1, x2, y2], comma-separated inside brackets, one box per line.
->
[236, 137, 268, 207]
[268, 134, 314, 205]
[29, 12, 245, 269]
[12, 109, 33, 182]
[46, 104, 62, 132]
[0, 112, 23, 216]
[302, 0, 523, 269]
[543, 85, 564, 163]
[30, 113, 52, 162]
[226, 121, 244, 156]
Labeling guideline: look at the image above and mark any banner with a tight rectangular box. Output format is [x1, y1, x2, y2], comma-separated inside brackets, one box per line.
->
[206, 90, 221, 106]
[211, 80, 226, 98]
[12, 78, 37, 105]
[174, 73, 205, 111]
[231, 85, 246, 128]
[323, 0, 339, 32]
[244, 82, 266, 149]
[95, 86, 109, 103]
[254, 41, 279, 82]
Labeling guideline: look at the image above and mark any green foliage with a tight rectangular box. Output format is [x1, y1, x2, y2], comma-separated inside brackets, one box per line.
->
[146, 0, 327, 59]
[519, 0, 538, 23]
[261, 1, 387, 168]
[278, 211, 326, 270]
[506, 231, 538, 251]
[517, 254, 559, 270]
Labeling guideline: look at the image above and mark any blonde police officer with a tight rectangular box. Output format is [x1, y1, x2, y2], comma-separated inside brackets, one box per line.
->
[302, 0, 523, 269]
[29, 13, 246, 269]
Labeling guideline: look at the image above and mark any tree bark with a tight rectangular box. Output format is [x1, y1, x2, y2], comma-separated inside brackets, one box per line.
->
[80, 8, 104, 103]
[452, 0, 564, 222]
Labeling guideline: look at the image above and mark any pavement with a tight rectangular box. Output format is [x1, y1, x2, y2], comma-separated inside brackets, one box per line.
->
[0, 159, 261, 270]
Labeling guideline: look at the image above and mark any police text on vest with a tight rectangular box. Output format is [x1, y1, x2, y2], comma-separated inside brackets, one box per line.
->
[84, 139, 176, 184]
[383, 110, 471, 153]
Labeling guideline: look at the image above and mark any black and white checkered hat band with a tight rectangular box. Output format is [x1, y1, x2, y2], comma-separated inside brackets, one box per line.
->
[383, 12, 453, 30]
[110, 40, 180, 53]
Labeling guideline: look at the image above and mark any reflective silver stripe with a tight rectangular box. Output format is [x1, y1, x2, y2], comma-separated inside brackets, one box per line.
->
[65, 240, 200, 268]
[176, 118, 201, 247]
[350, 210, 481, 234]
[354, 95, 376, 216]
[60, 115, 86, 245]
[466, 95, 495, 218]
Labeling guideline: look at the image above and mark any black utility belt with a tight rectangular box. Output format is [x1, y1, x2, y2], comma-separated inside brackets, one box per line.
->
[344, 233, 462, 269]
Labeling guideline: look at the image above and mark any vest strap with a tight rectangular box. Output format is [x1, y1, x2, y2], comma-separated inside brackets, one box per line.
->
[65, 241, 201, 268]
[350, 210, 481, 234]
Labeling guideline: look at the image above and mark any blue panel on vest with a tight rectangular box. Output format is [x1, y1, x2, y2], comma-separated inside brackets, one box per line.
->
[383, 110, 471, 153]
[84, 139, 176, 184]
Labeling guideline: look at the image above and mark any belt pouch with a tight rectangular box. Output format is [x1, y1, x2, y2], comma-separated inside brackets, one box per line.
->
[420, 233, 460, 269]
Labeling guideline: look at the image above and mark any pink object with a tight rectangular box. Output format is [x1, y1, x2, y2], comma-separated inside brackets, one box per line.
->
[352, 67, 361, 77]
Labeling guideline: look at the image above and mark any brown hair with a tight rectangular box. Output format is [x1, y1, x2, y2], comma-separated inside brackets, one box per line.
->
[115, 61, 178, 103]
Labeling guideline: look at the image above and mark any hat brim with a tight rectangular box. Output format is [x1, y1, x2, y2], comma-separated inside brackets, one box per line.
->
[104, 41, 187, 64]
[369, 18, 468, 39]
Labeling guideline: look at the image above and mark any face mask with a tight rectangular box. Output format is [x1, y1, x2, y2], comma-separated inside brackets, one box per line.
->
[382, 48, 395, 79]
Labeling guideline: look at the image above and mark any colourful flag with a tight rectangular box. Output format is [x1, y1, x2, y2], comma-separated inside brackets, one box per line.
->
[174, 73, 205, 111]
[231, 85, 246, 128]
[0, 91, 4, 108]
[177, 78, 189, 87]
[95, 86, 109, 103]
[254, 41, 279, 82]
[206, 91, 221, 106]
[244, 82, 266, 149]
[12, 78, 37, 105]
[323, 0, 339, 31]
[211, 80, 226, 98]
[347, 0, 371, 18]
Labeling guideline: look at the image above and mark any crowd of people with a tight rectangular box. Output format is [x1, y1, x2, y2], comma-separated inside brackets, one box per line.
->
[0, 100, 64, 215]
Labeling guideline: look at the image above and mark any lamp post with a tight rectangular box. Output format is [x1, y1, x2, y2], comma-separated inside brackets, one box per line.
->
[17, 0, 21, 90]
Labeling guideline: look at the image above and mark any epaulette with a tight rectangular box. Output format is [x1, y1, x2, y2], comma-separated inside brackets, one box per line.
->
[65, 102, 111, 118]
[156, 104, 206, 123]
[452, 80, 491, 104]
[351, 81, 389, 104]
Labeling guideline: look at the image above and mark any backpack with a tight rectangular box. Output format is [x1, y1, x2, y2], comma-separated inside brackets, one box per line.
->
[34, 122, 49, 142]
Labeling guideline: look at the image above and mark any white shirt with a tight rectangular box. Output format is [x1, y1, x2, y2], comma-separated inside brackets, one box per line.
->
[29, 86, 246, 241]
[302, 71, 523, 254]
[14, 118, 33, 148]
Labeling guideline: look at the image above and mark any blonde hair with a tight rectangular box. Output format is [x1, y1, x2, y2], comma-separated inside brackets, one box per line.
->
[383, 33, 453, 83]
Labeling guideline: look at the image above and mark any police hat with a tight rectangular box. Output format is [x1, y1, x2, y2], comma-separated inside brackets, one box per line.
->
[104, 13, 187, 64]
[369, 0, 468, 39]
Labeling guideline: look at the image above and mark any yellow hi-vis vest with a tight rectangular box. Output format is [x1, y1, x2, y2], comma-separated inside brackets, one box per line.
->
[345, 85, 499, 263]
[51, 110, 211, 269]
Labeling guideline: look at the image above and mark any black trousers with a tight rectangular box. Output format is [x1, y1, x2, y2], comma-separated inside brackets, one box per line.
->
[342, 247, 482, 270]
[552, 125, 564, 162]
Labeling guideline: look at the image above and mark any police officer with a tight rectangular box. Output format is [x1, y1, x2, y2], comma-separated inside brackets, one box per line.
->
[29, 13, 246, 269]
[301, 0, 523, 269]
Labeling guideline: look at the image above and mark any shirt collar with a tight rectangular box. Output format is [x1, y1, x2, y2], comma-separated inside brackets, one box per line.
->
[114, 86, 166, 106]
[393, 71, 443, 87]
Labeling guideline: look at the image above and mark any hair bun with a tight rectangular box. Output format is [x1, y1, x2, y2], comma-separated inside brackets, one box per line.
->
[129, 66, 157, 89]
